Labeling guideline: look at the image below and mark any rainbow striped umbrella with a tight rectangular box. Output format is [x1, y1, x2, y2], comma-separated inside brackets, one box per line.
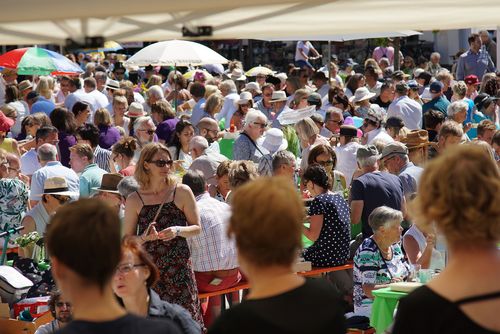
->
[0, 47, 83, 75]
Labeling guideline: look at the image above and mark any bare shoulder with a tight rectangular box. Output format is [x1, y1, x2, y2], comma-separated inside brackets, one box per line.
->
[175, 184, 194, 199]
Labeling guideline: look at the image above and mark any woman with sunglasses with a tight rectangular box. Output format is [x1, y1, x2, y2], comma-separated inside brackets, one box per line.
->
[308, 144, 346, 193]
[123, 143, 204, 328]
[168, 120, 195, 172]
[233, 109, 268, 163]
[113, 237, 201, 334]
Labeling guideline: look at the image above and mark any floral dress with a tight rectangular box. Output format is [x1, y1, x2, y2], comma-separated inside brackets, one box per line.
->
[136, 189, 204, 328]
[0, 178, 29, 237]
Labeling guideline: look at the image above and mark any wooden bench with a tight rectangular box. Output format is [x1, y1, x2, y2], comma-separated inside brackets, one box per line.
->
[198, 263, 353, 300]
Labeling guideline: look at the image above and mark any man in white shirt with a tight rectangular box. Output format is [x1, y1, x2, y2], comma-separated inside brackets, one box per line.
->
[361, 106, 394, 145]
[387, 82, 423, 130]
[83, 77, 108, 119]
[21, 126, 59, 177]
[295, 41, 320, 72]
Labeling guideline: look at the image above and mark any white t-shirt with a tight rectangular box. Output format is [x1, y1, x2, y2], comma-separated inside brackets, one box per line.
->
[295, 41, 313, 62]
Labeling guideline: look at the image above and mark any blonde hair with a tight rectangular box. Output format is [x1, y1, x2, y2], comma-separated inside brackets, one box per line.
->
[204, 84, 219, 98]
[295, 117, 319, 142]
[228, 177, 304, 267]
[36, 76, 53, 99]
[93, 108, 112, 127]
[228, 160, 258, 189]
[146, 75, 163, 89]
[411, 145, 500, 246]
[0, 105, 17, 119]
[134, 143, 175, 189]
[292, 89, 309, 107]
[70, 143, 94, 162]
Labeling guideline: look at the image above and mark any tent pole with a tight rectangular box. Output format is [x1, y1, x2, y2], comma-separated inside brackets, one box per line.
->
[496, 27, 500, 67]
[328, 40, 331, 82]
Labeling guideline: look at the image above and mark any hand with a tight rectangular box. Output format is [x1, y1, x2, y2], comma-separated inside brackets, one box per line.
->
[158, 226, 179, 241]
[464, 123, 472, 133]
[141, 222, 159, 242]
[18, 173, 30, 185]
[425, 233, 436, 247]
[390, 276, 404, 283]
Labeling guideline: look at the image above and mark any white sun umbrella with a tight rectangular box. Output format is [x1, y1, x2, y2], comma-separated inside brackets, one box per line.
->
[125, 40, 229, 67]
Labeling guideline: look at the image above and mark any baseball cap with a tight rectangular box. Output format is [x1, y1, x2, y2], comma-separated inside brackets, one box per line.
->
[380, 142, 408, 159]
[395, 82, 409, 93]
[407, 80, 420, 90]
[356, 145, 380, 160]
[464, 75, 480, 86]
[429, 81, 444, 94]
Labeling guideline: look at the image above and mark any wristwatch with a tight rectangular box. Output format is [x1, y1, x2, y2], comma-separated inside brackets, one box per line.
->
[175, 227, 181, 237]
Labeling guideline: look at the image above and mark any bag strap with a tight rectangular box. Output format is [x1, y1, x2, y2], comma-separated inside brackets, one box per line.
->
[152, 191, 170, 222]
[241, 132, 265, 156]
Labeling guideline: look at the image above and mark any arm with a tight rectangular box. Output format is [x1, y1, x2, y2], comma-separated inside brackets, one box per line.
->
[403, 233, 434, 269]
[303, 214, 323, 242]
[123, 192, 141, 237]
[21, 215, 36, 235]
[350, 200, 364, 225]
[309, 44, 320, 58]
[159, 184, 201, 240]
[12, 140, 21, 157]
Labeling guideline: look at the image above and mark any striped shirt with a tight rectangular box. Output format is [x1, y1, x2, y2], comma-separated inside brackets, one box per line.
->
[94, 145, 111, 172]
[187, 192, 238, 272]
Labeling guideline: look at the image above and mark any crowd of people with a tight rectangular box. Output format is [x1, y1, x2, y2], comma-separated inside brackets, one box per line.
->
[0, 33, 499, 334]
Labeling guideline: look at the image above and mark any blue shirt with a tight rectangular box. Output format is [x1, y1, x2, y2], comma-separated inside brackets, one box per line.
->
[31, 96, 55, 116]
[79, 163, 107, 198]
[456, 48, 496, 81]
[422, 95, 450, 117]
[189, 98, 206, 127]
[398, 162, 423, 196]
[30, 161, 80, 201]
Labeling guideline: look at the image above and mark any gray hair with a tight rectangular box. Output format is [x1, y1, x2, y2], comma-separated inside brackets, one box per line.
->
[272, 150, 296, 172]
[190, 136, 209, 151]
[220, 80, 237, 94]
[325, 107, 343, 121]
[117, 176, 139, 199]
[133, 116, 154, 134]
[368, 206, 403, 232]
[447, 100, 469, 119]
[147, 85, 164, 100]
[37, 143, 58, 162]
[357, 155, 379, 168]
[430, 52, 441, 59]
[243, 109, 267, 131]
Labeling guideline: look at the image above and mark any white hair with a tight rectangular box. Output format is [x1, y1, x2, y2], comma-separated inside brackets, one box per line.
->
[220, 80, 237, 94]
[37, 143, 58, 162]
[190, 136, 209, 151]
[447, 100, 469, 118]
[133, 116, 154, 134]
[368, 206, 403, 232]
[357, 155, 379, 168]
[147, 85, 164, 99]
[244, 109, 267, 130]
[430, 52, 441, 59]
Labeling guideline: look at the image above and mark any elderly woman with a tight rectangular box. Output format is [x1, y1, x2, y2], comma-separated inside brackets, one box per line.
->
[151, 100, 178, 145]
[123, 143, 203, 327]
[353, 206, 409, 317]
[230, 91, 254, 131]
[447, 100, 470, 141]
[393, 145, 500, 333]
[113, 237, 201, 334]
[302, 164, 350, 267]
[209, 177, 345, 334]
[232, 109, 268, 163]
[144, 85, 165, 114]
[308, 144, 346, 192]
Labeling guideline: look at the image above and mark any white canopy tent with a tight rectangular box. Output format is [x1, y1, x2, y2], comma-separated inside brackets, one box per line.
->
[0, 0, 499, 45]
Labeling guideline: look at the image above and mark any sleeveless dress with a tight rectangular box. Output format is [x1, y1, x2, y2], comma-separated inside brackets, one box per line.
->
[136, 188, 204, 328]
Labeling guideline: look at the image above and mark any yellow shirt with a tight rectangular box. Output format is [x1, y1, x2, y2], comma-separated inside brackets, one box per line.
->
[0, 138, 16, 153]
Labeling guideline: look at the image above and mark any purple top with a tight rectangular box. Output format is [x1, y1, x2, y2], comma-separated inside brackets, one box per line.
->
[156, 118, 179, 143]
[98, 125, 121, 149]
[59, 131, 77, 167]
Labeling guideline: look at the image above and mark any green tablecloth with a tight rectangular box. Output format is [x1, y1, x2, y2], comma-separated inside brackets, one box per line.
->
[370, 287, 407, 334]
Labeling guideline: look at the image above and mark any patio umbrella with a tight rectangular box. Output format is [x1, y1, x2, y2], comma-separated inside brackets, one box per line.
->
[81, 41, 124, 53]
[245, 66, 275, 77]
[0, 47, 83, 75]
[125, 40, 228, 67]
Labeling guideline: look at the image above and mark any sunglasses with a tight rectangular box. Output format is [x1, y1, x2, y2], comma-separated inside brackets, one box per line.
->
[317, 160, 334, 166]
[138, 129, 156, 135]
[148, 159, 174, 167]
[328, 119, 343, 125]
[253, 122, 267, 129]
[52, 195, 71, 204]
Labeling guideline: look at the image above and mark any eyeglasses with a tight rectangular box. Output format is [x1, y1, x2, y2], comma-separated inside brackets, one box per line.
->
[56, 302, 71, 308]
[317, 160, 334, 166]
[115, 263, 146, 274]
[328, 119, 343, 125]
[52, 195, 71, 204]
[148, 159, 174, 168]
[138, 129, 156, 135]
[252, 122, 267, 129]
[7, 166, 20, 174]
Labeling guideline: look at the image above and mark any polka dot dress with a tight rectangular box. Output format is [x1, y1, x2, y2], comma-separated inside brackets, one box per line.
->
[302, 192, 351, 267]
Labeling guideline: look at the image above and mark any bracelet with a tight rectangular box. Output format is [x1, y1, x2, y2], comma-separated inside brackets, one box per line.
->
[175, 227, 181, 238]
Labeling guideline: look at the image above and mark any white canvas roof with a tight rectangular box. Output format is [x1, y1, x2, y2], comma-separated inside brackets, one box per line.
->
[0, 0, 499, 45]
